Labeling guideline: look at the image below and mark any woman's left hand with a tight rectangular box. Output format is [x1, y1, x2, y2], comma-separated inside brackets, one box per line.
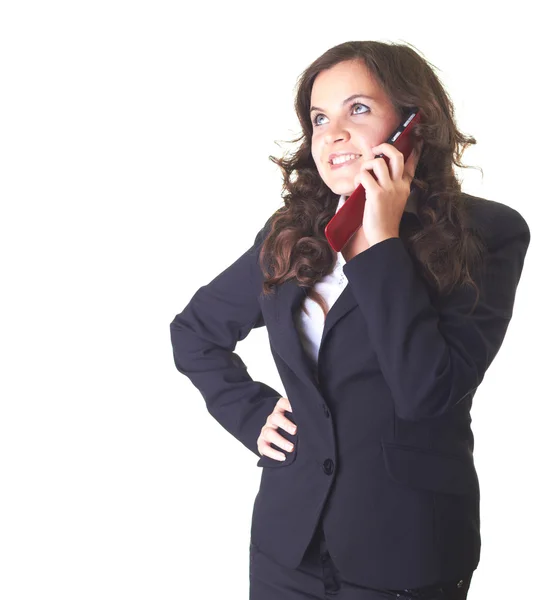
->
[353, 141, 422, 248]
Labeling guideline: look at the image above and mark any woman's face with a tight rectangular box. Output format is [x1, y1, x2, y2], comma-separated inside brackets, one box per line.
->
[310, 59, 403, 198]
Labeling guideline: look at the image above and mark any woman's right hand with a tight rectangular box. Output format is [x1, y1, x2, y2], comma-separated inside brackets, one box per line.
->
[257, 397, 297, 461]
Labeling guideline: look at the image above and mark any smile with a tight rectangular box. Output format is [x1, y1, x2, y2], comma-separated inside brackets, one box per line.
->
[329, 156, 360, 170]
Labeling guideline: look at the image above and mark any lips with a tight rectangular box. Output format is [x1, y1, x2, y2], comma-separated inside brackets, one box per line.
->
[329, 156, 361, 170]
[328, 150, 361, 163]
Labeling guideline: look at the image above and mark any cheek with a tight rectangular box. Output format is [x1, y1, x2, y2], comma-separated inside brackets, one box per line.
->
[311, 142, 323, 165]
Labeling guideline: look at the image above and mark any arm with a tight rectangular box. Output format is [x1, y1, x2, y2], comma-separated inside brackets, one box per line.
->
[169, 218, 282, 458]
[342, 206, 531, 421]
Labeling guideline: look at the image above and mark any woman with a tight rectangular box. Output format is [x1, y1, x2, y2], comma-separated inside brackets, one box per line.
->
[170, 40, 531, 599]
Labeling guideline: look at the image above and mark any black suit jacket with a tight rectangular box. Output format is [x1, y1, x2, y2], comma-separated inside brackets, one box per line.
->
[169, 193, 531, 590]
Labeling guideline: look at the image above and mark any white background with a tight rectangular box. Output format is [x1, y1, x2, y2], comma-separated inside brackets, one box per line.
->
[1, 1, 536, 598]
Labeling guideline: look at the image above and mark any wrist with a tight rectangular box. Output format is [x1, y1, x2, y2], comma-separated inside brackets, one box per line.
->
[367, 231, 399, 246]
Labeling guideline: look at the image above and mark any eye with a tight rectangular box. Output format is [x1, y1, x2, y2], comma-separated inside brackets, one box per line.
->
[312, 102, 370, 127]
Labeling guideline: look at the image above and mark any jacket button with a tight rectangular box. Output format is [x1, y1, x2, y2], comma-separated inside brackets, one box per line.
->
[323, 458, 334, 474]
[323, 405, 330, 418]
[457, 579, 464, 588]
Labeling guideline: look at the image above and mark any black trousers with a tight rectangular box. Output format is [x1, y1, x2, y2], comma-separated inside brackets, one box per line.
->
[249, 520, 474, 599]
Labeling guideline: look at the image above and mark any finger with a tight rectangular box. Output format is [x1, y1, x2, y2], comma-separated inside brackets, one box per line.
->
[266, 409, 296, 434]
[371, 143, 405, 180]
[277, 396, 293, 412]
[262, 427, 295, 452]
[273, 412, 297, 434]
[267, 410, 296, 435]
[359, 156, 391, 188]
[354, 169, 380, 198]
[259, 442, 286, 461]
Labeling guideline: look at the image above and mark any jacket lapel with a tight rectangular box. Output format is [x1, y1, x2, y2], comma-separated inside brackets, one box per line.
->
[260, 276, 359, 388]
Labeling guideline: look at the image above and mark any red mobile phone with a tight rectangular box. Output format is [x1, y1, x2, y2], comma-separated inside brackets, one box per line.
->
[324, 108, 422, 253]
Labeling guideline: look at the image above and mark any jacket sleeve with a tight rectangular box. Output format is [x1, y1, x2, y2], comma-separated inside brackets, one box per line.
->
[169, 218, 283, 458]
[342, 205, 531, 421]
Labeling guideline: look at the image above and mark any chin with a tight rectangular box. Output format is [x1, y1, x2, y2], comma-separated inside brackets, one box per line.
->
[327, 182, 355, 196]
[324, 173, 358, 194]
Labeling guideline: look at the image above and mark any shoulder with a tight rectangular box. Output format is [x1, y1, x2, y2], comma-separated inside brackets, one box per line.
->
[460, 192, 531, 249]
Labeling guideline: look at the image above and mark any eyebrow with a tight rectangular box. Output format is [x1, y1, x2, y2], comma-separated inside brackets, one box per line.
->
[310, 93, 376, 114]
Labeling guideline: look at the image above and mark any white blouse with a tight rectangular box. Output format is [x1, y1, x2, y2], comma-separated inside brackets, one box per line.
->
[293, 192, 419, 367]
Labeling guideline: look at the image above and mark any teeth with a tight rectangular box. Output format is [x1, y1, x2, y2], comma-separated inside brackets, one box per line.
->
[331, 153, 360, 165]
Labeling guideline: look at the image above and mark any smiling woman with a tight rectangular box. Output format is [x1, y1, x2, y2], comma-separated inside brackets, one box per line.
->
[169, 38, 531, 600]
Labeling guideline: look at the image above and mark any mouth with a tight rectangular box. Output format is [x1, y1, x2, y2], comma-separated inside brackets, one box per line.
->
[329, 155, 361, 170]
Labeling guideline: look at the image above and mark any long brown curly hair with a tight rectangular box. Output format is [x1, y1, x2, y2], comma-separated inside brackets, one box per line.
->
[258, 40, 487, 317]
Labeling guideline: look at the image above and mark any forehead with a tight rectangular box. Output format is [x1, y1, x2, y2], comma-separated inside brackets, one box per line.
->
[310, 60, 383, 105]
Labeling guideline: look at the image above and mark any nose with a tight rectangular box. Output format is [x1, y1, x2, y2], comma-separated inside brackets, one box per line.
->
[322, 129, 372, 161]
[324, 126, 350, 145]
[321, 114, 353, 142]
